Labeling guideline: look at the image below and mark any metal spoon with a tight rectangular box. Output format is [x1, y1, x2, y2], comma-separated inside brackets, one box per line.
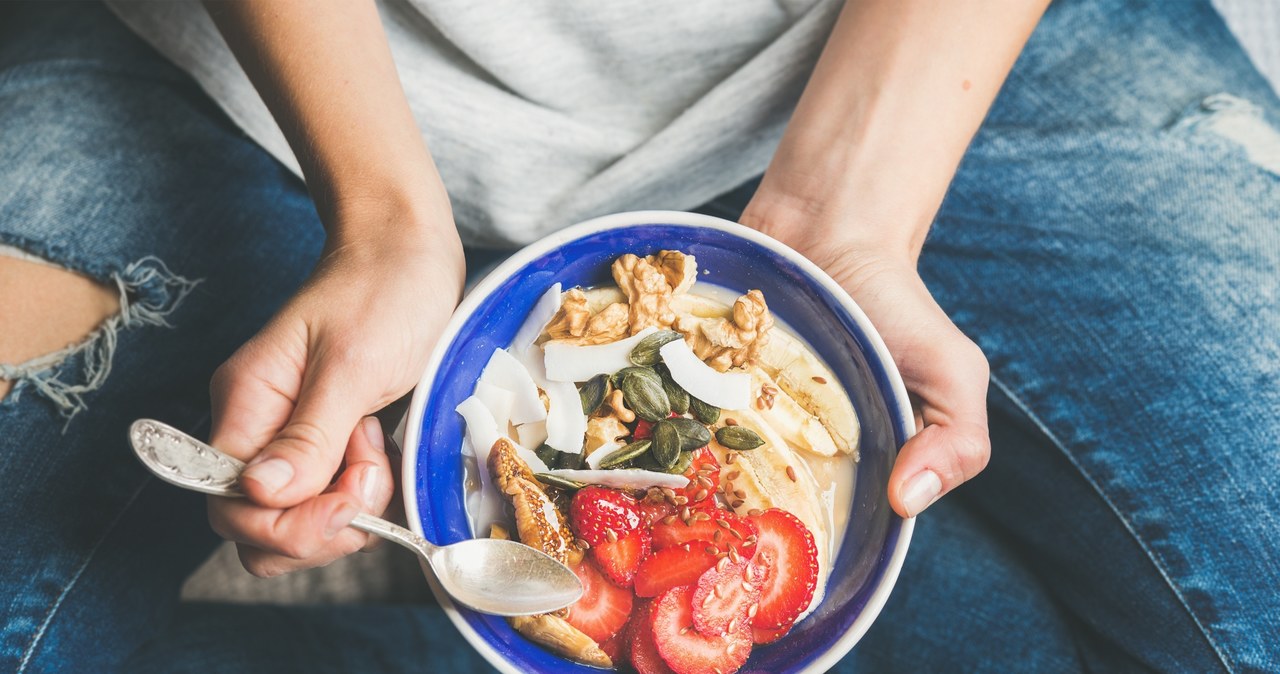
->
[128, 418, 582, 616]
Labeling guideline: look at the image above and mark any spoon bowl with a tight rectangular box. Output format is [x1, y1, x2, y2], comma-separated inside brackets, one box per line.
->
[128, 418, 582, 617]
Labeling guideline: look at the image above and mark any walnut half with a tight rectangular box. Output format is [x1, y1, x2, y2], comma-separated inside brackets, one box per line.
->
[676, 289, 774, 372]
[545, 288, 629, 345]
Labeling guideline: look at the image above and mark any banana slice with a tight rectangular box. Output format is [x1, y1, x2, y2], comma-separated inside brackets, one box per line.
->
[711, 407, 830, 614]
[747, 366, 839, 457]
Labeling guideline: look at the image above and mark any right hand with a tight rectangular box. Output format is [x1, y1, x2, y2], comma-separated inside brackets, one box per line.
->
[206, 224, 463, 577]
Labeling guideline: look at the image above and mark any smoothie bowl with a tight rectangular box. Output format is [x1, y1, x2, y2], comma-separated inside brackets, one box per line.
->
[403, 211, 915, 673]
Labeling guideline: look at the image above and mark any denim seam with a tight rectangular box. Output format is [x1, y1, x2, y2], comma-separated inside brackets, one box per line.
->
[988, 374, 1233, 674]
[15, 477, 152, 674]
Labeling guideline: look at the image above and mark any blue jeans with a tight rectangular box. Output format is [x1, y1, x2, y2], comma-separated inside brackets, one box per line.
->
[1, 1, 1277, 672]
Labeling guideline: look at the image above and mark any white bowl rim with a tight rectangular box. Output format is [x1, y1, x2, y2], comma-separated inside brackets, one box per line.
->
[402, 209, 917, 674]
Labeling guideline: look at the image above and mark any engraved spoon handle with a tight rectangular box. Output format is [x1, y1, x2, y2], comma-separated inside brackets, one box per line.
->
[128, 418, 437, 559]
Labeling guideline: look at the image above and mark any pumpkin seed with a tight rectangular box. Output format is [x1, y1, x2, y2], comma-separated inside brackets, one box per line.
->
[656, 364, 690, 415]
[628, 330, 683, 367]
[534, 443, 559, 468]
[578, 374, 608, 415]
[689, 396, 720, 424]
[664, 449, 694, 475]
[610, 365, 658, 390]
[651, 420, 682, 469]
[597, 439, 653, 469]
[715, 426, 765, 451]
[617, 368, 670, 422]
[534, 473, 587, 491]
[633, 450, 663, 472]
[555, 449, 586, 470]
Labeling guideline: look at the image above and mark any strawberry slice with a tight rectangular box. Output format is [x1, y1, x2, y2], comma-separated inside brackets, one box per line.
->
[564, 559, 634, 643]
[746, 509, 818, 630]
[634, 545, 718, 598]
[629, 600, 676, 674]
[692, 558, 766, 636]
[591, 527, 651, 588]
[571, 486, 643, 547]
[676, 447, 719, 506]
[752, 623, 791, 645]
[599, 627, 626, 664]
[634, 418, 656, 440]
[652, 586, 752, 674]
[652, 508, 757, 558]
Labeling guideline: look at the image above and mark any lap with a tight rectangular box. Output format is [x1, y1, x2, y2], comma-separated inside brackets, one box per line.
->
[923, 0, 1280, 670]
[0, 3, 326, 671]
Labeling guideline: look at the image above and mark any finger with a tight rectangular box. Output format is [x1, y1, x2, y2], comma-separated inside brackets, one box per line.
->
[208, 339, 301, 462]
[208, 417, 394, 561]
[240, 346, 369, 508]
[888, 340, 991, 518]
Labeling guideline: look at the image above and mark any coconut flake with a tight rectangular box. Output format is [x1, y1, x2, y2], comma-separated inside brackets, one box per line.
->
[659, 339, 751, 410]
[479, 348, 546, 425]
[543, 380, 587, 453]
[516, 445, 551, 473]
[513, 282, 562, 352]
[584, 441, 623, 470]
[544, 469, 690, 490]
[543, 326, 659, 382]
[455, 397, 509, 534]
[515, 420, 548, 451]
[473, 380, 515, 433]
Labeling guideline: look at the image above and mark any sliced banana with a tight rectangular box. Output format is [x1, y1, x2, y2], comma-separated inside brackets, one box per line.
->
[756, 330, 861, 460]
[712, 406, 830, 614]
[747, 366, 839, 457]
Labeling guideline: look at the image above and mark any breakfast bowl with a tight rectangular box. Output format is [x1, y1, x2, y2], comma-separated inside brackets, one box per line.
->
[402, 210, 915, 673]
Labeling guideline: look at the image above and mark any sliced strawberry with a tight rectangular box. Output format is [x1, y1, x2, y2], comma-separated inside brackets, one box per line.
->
[692, 558, 766, 636]
[599, 627, 626, 664]
[652, 508, 757, 558]
[634, 545, 719, 597]
[676, 447, 719, 506]
[746, 509, 818, 630]
[634, 418, 656, 440]
[652, 586, 752, 674]
[629, 600, 676, 674]
[591, 527, 651, 588]
[571, 486, 643, 547]
[752, 623, 791, 645]
[564, 559, 634, 643]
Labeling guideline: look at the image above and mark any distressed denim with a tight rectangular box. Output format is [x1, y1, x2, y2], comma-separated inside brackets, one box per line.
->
[2, 1, 1278, 673]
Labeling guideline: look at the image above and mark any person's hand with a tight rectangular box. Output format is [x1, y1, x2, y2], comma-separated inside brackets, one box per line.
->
[742, 209, 990, 519]
[206, 227, 463, 576]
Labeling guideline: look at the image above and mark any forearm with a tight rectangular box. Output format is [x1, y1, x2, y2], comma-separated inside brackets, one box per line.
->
[205, 0, 457, 260]
[747, 0, 1048, 264]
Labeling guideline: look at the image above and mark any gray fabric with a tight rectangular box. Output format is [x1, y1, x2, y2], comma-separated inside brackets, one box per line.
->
[106, 0, 839, 248]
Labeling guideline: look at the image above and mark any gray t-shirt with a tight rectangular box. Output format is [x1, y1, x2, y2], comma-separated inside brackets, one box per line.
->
[108, 1, 840, 247]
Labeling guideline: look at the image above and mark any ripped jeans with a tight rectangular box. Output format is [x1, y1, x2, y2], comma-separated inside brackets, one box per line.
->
[3, 1, 1280, 673]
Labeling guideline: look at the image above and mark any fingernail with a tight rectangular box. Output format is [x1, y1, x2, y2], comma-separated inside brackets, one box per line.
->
[325, 503, 359, 539]
[363, 417, 385, 452]
[900, 469, 942, 517]
[360, 465, 381, 510]
[243, 458, 294, 495]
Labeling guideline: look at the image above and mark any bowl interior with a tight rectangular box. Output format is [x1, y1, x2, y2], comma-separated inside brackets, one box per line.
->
[410, 220, 910, 673]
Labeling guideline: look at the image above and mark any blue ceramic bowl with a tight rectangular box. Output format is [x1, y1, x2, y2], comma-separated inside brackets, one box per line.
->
[403, 211, 915, 673]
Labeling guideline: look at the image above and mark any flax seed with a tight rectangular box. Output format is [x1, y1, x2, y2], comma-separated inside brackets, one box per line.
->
[576, 538, 590, 550]
[786, 465, 797, 482]
[728, 546, 740, 564]
[733, 489, 746, 499]
[727, 470, 741, 480]
[694, 488, 708, 502]
[705, 545, 719, 555]
[605, 529, 618, 543]
[725, 453, 737, 464]
[715, 518, 731, 529]
[661, 515, 678, 525]
[714, 529, 723, 542]
[728, 617, 739, 633]
[729, 527, 743, 539]
[681, 625, 692, 635]
[731, 498, 745, 509]
[695, 511, 711, 521]
[702, 592, 716, 608]
[716, 556, 730, 572]
[697, 475, 714, 489]
[724, 418, 738, 426]
[812, 375, 827, 384]
[748, 509, 763, 517]
[741, 580, 754, 592]
[673, 496, 689, 506]
[661, 487, 676, 500]
[680, 506, 691, 520]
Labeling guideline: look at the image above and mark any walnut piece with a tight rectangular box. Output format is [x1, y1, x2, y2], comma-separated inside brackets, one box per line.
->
[612, 254, 677, 334]
[678, 289, 774, 372]
[648, 250, 698, 295]
[584, 414, 629, 456]
[545, 288, 630, 345]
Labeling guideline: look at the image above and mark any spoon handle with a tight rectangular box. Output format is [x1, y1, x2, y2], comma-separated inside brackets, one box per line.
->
[128, 418, 434, 557]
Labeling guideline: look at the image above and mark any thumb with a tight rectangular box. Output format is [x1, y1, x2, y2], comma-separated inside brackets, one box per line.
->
[887, 421, 990, 518]
[240, 357, 366, 509]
